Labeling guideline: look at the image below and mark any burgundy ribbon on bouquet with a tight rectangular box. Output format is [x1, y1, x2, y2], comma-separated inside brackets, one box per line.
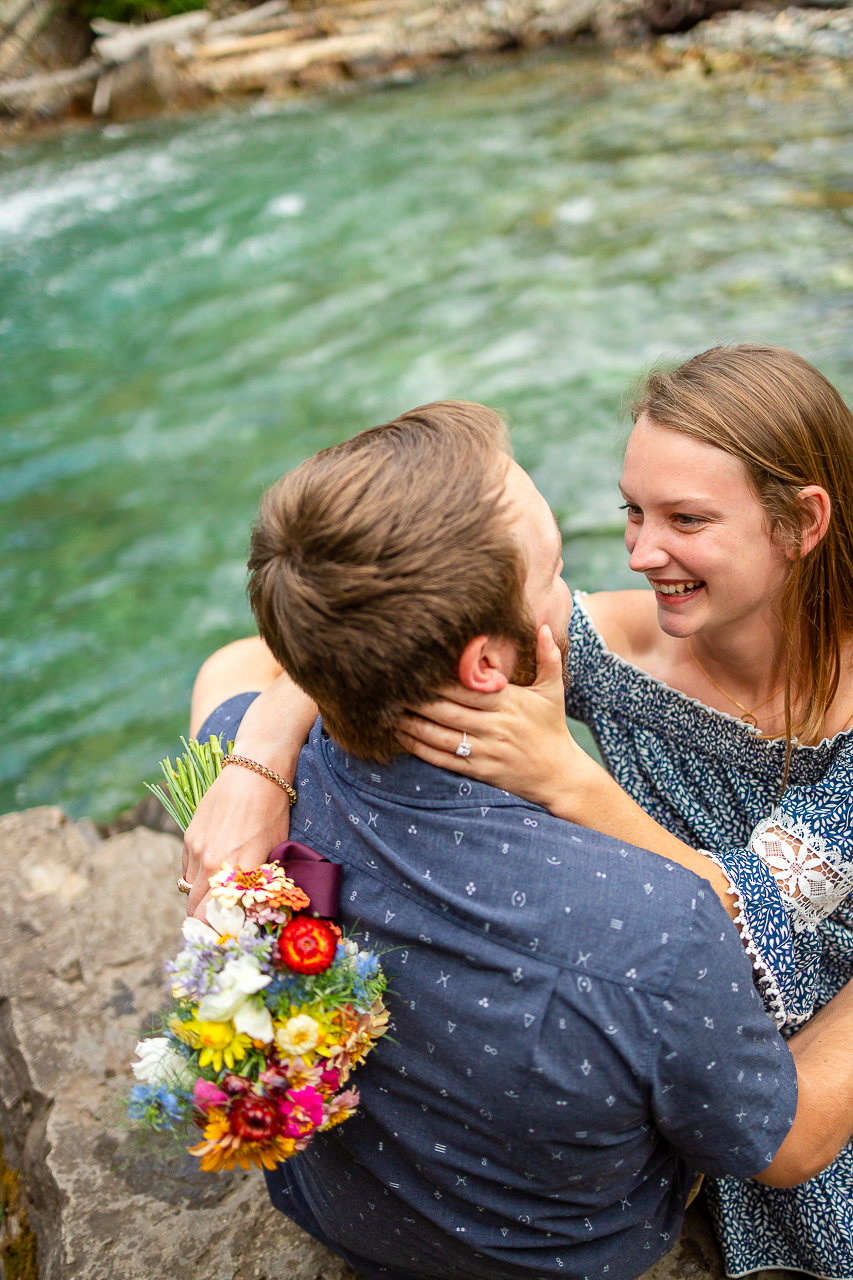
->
[268, 840, 342, 920]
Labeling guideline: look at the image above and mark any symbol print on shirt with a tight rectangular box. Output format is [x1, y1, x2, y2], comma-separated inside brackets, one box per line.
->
[524, 1013, 535, 1027]
[478, 997, 489, 1007]
[524, 818, 538, 827]
[350, 891, 358, 901]
[576, 950, 591, 968]
[349, 814, 359, 824]
[368, 812, 378, 827]
[577, 976, 592, 994]
[408, 826, 418, 835]
[481, 807, 490, 817]
[304, 819, 312, 831]
[501, 843, 509, 854]
[511, 890, 526, 908]
[459, 782, 472, 797]
[437, 971, 450, 987]
[335, 840, 341, 849]
[448, 1021, 457, 1033]
[367, 859, 378, 868]
[605, 1025, 618, 1035]
[484, 1045, 498, 1055]
[513, 968, 524, 983]
[435, 1143, 447, 1153]
[385, 911, 395, 924]
[547, 857, 561, 866]
[704, 1017, 714, 1028]
[454, 832, 464, 845]
[427, 1042, 435, 1053]
[466, 883, 477, 896]
[643, 883, 654, 895]
[420, 935, 432, 943]
[324, 793, 331, 805]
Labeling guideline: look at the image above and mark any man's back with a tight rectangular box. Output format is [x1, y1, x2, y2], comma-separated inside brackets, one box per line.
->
[266, 724, 796, 1280]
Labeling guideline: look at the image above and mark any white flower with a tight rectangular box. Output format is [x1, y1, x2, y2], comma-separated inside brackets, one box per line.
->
[197, 954, 272, 1028]
[132, 1037, 194, 1089]
[181, 898, 257, 946]
[275, 1014, 321, 1057]
[233, 997, 275, 1042]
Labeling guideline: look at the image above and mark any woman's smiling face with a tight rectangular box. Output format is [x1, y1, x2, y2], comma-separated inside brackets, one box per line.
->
[620, 414, 791, 639]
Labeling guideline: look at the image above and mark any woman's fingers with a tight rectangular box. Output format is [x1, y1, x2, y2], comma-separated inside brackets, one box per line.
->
[406, 688, 505, 719]
[397, 711, 479, 755]
[396, 728, 472, 775]
[533, 625, 568, 700]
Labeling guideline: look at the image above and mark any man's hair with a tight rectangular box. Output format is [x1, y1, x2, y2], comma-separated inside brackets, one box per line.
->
[247, 401, 533, 761]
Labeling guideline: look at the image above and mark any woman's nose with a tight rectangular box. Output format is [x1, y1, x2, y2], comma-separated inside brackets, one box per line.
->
[626, 520, 671, 574]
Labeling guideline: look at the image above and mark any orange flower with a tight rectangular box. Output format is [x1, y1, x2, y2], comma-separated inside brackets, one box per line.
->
[275, 917, 337, 975]
[188, 1106, 297, 1172]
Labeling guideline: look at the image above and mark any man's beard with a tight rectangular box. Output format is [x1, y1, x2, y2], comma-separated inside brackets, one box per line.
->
[510, 623, 571, 691]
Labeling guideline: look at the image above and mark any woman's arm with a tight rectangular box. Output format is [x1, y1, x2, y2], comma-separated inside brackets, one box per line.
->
[184, 667, 318, 918]
[397, 627, 739, 920]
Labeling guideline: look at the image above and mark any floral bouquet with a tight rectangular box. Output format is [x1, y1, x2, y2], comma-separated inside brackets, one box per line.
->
[129, 738, 389, 1173]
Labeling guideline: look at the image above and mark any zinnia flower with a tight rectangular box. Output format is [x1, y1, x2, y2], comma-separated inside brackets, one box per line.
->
[210, 862, 310, 919]
[281, 1085, 325, 1138]
[275, 1014, 321, 1058]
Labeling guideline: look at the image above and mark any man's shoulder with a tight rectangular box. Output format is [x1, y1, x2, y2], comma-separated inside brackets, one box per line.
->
[296, 729, 730, 994]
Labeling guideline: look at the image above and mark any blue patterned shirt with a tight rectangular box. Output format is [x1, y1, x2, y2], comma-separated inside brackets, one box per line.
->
[225, 711, 798, 1280]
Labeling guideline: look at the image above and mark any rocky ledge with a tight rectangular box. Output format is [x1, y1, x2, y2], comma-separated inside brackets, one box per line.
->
[0, 803, 783, 1280]
[3, 0, 851, 137]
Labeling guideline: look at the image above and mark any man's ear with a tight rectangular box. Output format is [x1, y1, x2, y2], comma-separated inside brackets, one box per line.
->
[795, 485, 831, 559]
[457, 635, 513, 693]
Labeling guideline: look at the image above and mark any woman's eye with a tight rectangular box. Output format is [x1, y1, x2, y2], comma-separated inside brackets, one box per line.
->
[673, 513, 703, 528]
[618, 502, 642, 518]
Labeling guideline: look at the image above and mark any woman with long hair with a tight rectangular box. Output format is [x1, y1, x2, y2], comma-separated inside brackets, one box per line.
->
[183, 344, 853, 1276]
[395, 344, 853, 1277]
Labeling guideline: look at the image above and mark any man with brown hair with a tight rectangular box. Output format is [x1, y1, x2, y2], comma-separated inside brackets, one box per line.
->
[185, 401, 851, 1280]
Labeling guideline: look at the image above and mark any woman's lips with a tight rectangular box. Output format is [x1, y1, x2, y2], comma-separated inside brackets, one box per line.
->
[650, 580, 705, 604]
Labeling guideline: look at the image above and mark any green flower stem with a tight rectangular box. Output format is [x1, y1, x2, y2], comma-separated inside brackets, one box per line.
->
[145, 736, 234, 832]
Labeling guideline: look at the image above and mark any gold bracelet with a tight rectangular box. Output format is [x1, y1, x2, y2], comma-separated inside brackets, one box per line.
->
[222, 754, 297, 806]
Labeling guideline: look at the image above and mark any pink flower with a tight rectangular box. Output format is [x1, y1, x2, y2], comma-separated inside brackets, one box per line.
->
[320, 1065, 340, 1090]
[194, 1078, 229, 1112]
[281, 1085, 325, 1137]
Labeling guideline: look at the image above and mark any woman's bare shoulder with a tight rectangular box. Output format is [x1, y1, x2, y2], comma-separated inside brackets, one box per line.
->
[581, 590, 661, 662]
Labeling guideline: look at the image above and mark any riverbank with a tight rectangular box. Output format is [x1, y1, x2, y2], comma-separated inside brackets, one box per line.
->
[1, 0, 852, 141]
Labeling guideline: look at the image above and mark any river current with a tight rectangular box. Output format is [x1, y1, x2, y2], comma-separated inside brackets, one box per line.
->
[2, 52, 852, 819]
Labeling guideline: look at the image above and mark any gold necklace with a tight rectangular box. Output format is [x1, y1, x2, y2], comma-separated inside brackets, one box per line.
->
[687, 640, 785, 729]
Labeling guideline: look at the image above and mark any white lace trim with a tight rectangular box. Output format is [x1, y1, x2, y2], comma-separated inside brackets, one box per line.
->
[699, 849, 787, 1028]
[750, 813, 853, 935]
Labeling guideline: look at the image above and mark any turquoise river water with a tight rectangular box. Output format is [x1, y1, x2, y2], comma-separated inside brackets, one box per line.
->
[2, 52, 853, 820]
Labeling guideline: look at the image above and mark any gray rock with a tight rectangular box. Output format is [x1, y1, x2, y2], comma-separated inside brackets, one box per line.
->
[0, 805, 780, 1280]
[0, 806, 357, 1280]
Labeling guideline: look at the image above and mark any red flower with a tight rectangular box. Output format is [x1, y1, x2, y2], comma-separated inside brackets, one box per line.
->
[275, 917, 337, 975]
[229, 1095, 280, 1143]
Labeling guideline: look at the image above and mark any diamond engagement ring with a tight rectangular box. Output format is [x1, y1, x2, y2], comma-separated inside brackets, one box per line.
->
[177, 877, 192, 894]
[455, 731, 472, 758]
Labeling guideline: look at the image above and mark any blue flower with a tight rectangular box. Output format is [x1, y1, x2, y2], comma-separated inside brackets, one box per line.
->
[128, 1083, 189, 1131]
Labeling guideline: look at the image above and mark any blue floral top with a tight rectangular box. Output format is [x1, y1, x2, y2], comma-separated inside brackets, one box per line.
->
[566, 592, 853, 1031]
[566, 593, 853, 1278]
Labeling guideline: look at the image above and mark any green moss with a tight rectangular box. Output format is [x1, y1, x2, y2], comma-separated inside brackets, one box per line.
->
[0, 1131, 39, 1280]
[71, 0, 204, 26]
